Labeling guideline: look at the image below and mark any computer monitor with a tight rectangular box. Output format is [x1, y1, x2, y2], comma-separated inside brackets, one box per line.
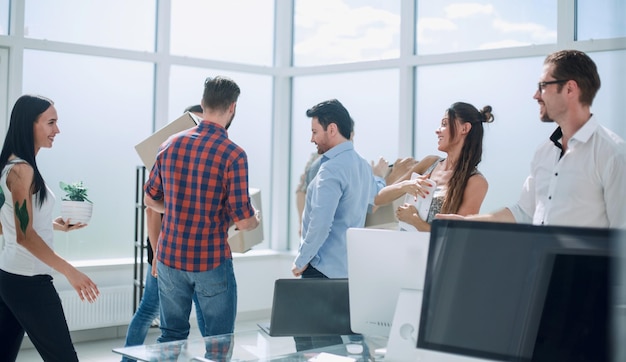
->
[346, 228, 430, 337]
[416, 220, 616, 362]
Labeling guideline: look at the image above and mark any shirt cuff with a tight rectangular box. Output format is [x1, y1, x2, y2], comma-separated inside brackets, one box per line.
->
[507, 204, 532, 224]
[294, 253, 311, 270]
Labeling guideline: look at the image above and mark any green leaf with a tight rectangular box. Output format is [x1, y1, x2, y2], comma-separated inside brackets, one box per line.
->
[59, 181, 91, 203]
[15, 200, 29, 234]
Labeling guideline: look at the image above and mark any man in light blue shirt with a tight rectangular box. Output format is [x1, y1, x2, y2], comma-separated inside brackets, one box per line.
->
[292, 99, 385, 279]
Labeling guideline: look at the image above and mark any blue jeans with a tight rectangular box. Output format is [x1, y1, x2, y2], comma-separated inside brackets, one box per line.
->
[157, 259, 237, 343]
[121, 264, 206, 362]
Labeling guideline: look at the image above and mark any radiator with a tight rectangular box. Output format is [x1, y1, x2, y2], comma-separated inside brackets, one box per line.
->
[59, 286, 133, 331]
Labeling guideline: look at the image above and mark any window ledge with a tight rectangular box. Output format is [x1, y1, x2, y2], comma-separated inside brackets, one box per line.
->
[69, 249, 295, 268]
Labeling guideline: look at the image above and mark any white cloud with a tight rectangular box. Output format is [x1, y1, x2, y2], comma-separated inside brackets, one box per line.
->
[492, 18, 557, 42]
[444, 3, 494, 19]
[493, 19, 540, 33]
[416, 17, 458, 44]
[295, 0, 352, 29]
[294, 0, 400, 62]
[294, 1, 557, 60]
[418, 17, 458, 31]
[478, 39, 530, 50]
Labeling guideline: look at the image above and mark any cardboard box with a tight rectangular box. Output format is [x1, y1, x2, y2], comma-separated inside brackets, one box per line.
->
[136, 113, 262, 253]
[134, 112, 199, 170]
[228, 188, 264, 253]
[364, 199, 401, 230]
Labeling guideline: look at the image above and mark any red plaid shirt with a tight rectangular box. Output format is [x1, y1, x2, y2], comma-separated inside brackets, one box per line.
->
[145, 121, 254, 271]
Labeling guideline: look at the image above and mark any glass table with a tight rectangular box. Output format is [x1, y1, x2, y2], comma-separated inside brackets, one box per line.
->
[112, 329, 387, 361]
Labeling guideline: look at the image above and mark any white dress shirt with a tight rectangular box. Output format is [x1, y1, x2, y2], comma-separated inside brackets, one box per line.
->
[508, 116, 626, 228]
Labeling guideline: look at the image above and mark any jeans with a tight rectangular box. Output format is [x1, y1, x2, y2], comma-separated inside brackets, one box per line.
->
[0, 269, 79, 362]
[121, 264, 206, 362]
[157, 259, 237, 343]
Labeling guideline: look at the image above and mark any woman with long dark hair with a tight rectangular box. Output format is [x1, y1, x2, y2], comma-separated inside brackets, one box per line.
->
[0, 95, 99, 361]
[375, 102, 494, 232]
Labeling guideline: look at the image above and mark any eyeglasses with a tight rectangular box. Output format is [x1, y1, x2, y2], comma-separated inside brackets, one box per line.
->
[538, 79, 568, 93]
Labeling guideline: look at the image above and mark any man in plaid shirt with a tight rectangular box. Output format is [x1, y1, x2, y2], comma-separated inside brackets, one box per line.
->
[144, 76, 260, 345]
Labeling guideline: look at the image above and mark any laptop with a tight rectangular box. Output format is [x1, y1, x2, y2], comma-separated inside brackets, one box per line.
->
[258, 278, 354, 337]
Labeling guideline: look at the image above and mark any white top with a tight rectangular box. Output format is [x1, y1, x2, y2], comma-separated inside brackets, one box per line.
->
[0, 159, 55, 276]
[509, 116, 626, 228]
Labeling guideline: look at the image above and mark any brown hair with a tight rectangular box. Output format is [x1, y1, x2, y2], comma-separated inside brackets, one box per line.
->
[442, 102, 494, 213]
[544, 50, 600, 107]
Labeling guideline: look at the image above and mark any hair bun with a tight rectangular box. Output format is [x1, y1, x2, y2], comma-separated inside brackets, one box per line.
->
[481, 105, 494, 123]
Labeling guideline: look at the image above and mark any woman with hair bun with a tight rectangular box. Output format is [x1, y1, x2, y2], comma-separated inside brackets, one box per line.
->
[375, 102, 494, 232]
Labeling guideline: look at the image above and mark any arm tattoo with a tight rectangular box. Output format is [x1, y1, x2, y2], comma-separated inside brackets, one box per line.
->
[15, 200, 29, 234]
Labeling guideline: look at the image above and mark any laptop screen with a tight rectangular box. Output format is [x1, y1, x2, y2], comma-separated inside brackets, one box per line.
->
[417, 220, 615, 362]
[267, 278, 353, 337]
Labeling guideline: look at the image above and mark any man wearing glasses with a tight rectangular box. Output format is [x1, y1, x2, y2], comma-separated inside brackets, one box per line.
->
[438, 49, 625, 228]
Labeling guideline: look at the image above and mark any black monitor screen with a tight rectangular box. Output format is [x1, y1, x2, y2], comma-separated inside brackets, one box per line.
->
[417, 220, 616, 362]
[532, 253, 610, 361]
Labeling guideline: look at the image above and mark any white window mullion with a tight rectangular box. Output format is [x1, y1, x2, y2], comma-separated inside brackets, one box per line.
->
[153, 0, 172, 131]
[271, 0, 294, 250]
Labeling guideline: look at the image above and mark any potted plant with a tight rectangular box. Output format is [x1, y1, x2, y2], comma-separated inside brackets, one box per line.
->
[59, 181, 93, 225]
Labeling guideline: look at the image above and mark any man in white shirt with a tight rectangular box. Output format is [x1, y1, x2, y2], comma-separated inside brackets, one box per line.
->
[438, 49, 625, 228]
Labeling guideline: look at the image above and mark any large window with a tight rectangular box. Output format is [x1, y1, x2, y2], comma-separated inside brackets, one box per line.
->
[0, 0, 7, 35]
[586, 50, 626, 138]
[0, 48, 7, 136]
[577, 0, 626, 40]
[24, 0, 156, 51]
[170, 0, 274, 65]
[416, 1, 556, 55]
[293, 0, 400, 66]
[0, 1, 624, 262]
[23, 50, 154, 260]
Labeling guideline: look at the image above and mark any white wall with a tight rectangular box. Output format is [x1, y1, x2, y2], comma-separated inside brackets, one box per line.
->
[52, 251, 296, 331]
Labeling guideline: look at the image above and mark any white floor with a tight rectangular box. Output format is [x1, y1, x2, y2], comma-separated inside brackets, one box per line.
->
[16, 318, 265, 362]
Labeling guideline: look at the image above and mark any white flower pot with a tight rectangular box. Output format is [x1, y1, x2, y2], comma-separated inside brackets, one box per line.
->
[61, 200, 93, 225]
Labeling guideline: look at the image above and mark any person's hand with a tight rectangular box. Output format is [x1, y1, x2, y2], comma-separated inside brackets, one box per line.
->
[151, 258, 158, 278]
[396, 203, 420, 224]
[370, 157, 390, 178]
[393, 157, 417, 171]
[292, 263, 308, 277]
[66, 267, 100, 303]
[399, 175, 432, 200]
[385, 157, 418, 184]
[53, 217, 87, 232]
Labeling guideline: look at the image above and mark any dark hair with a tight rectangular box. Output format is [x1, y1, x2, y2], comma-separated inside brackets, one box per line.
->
[0, 95, 54, 206]
[545, 50, 600, 107]
[202, 76, 240, 112]
[184, 104, 203, 114]
[305, 99, 353, 139]
[442, 102, 494, 214]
